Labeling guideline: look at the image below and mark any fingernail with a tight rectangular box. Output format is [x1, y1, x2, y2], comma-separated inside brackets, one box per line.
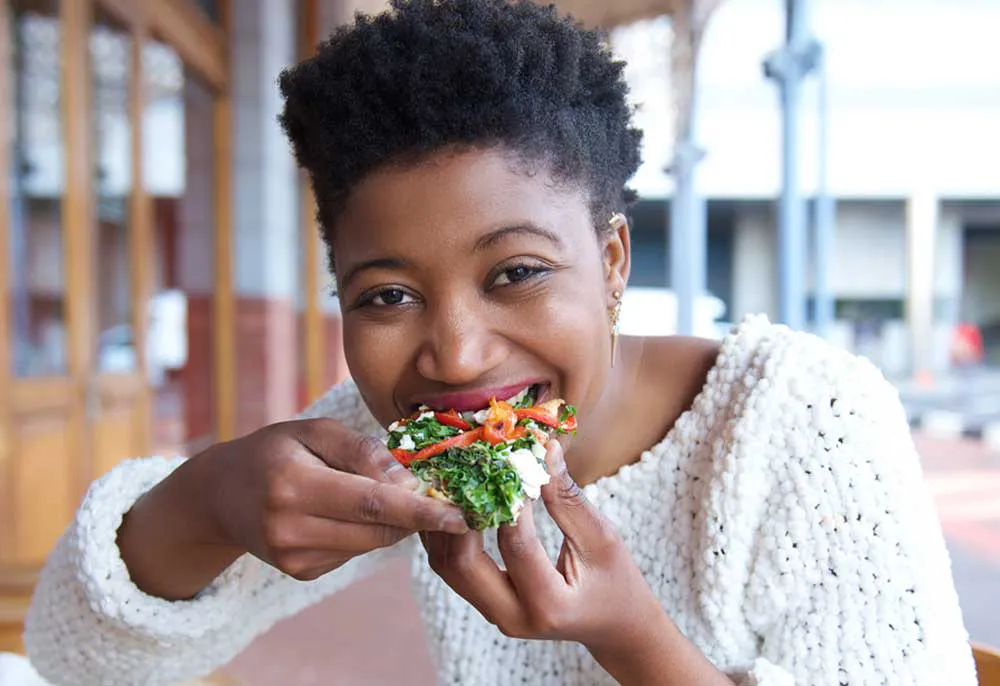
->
[386, 462, 421, 491]
[546, 440, 567, 474]
[443, 513, 469, 535]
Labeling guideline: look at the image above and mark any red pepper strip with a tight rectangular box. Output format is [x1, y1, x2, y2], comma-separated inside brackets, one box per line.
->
[515, 407, 577, 433]
[508, 425, 528, 441]
[515, 407, 560, 429]
[482, 424, 505, 445]
[411, 427, 484, 463]
[391, 448, 415, 465]
[434, 410, 472, 431]
[482, 398, 517, 443]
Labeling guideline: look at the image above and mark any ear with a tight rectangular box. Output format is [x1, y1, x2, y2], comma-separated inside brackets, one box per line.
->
[602, 215, 631, 303]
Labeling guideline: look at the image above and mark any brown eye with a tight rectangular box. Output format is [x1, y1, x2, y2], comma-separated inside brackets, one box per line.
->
[492, 264, 546, 287]
[364, 287, 415, 307]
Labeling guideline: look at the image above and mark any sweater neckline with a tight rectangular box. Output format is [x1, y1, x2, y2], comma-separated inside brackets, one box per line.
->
[579, 316, 760, 497]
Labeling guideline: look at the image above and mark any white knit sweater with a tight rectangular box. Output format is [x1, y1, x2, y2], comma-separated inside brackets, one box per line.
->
[24, 316, 976, 686]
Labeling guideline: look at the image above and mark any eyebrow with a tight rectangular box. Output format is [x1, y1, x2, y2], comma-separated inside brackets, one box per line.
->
[339, 223, 562, 291]
[473, 223, 564, 252]
[338, 257, 410, 292]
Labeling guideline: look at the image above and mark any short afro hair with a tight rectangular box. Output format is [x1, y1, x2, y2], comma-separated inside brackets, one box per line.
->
[278, 0, 643, 265]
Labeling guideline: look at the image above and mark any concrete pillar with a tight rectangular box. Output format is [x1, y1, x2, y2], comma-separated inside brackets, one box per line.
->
[231, 0, 299, 434]
[906, 191, 938, 384]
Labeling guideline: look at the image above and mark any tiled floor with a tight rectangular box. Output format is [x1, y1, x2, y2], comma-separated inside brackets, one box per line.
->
[223, 433, 1000, 685]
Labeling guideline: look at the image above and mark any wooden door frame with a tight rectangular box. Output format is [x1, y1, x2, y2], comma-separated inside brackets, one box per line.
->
[0, 0, 233, 647]
[95, 0, 234, 442]
[98, 0, 227, 92]
[214, 0, 234, 441]
[300, 0, 326, 404]
[0, 0, 14, 568]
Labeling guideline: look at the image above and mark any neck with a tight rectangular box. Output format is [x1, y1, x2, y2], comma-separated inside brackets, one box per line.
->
[563, 336, 644, 486]
[563, 334, 721, 487]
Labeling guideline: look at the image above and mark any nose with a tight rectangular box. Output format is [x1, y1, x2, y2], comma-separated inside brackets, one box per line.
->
[414, 298, 508, 385]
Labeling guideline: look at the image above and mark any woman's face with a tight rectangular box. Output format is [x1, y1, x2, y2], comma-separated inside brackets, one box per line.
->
[332, 147, 629, 427]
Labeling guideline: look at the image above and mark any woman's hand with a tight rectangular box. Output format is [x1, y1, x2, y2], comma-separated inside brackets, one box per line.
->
[119, 418, 469, 601]
[420, 441, 733, 685]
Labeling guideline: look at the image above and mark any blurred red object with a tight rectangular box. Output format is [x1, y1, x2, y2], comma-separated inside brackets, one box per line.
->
[951, 322, 985, 366]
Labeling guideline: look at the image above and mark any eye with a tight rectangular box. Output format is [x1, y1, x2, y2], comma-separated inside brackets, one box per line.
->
[361, 287, 417, 308]
[491, 264, 547, 288]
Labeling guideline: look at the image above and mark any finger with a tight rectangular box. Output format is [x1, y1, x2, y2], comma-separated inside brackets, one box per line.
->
[422, 531, 522, 630]
[299, 469, 469, 535]
[540, 441, 614, 554]
[294, 419, 421, 490]
[270, 514, 413, 554]
[496, 505, 562, 599]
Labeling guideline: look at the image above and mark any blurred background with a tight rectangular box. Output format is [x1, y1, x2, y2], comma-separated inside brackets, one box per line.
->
[0, 0, 997, 683]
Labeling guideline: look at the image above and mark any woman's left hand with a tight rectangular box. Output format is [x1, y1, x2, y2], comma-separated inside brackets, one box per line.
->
[420, 441, 733, 684]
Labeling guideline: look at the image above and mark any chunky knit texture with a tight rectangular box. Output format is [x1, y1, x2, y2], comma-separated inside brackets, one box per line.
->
[24, 316, 976, 685]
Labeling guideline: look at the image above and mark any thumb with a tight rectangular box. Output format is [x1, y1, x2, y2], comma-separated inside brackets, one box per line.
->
[540, 441, 607, 549]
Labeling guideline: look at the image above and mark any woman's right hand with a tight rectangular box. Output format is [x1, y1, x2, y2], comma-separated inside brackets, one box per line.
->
[117, 418, 469, 600]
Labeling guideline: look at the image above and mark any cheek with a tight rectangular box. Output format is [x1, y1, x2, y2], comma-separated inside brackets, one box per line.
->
[510, 266, 610, 391]
[341, 318, 413, 420]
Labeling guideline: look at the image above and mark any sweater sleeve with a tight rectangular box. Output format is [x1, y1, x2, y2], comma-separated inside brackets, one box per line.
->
[24, 380, 410, 686]
[738, 343, 977, 685]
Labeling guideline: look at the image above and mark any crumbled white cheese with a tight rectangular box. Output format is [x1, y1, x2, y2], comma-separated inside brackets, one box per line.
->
[506, 448, 551, 499]
[418, 411, 435, 421]
[473, 408, 490, 425]
[398, 433, 416, 451]
[530, 440, 547, 461]
[388, 421, 403, 433]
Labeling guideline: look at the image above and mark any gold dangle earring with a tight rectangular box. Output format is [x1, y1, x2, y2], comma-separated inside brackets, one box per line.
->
[610, 290, 623, 367]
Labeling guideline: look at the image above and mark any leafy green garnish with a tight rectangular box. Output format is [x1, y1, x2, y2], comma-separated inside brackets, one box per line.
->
[510, 435, 536, 452]
[410, 441, 526, 530]
[559, 403, 576, 422]
[387, 415, 460, 450]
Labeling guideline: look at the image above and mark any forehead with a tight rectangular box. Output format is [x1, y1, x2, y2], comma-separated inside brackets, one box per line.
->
[332, 147, 591, 260]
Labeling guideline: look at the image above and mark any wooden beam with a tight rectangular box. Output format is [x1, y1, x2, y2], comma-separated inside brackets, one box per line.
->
[64, 0, 96, 500]
[213, 0, 235, 440]
[129, 14, 154, 458]
[97, 0, 145, 28]
[0, 0, 13, 568]
[300, 0, 326, 404]
[149, 0, 227, 92]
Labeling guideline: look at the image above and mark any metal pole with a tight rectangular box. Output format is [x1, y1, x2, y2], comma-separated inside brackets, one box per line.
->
[812, 45, 835, 339]
[668, 2, 707, 337]
[764, 0, 818, 331]
[669, 142, 705, 336]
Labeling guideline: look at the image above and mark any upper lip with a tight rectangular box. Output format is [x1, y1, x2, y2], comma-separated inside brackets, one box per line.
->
[410, 381, 545, 412]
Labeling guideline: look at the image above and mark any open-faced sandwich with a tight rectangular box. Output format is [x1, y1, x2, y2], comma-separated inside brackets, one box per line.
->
[383, 385, 577, 529]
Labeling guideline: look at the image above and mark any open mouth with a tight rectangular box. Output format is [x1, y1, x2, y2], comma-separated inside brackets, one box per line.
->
[410, 382, 550, 416]
[461, 383, 548, 423]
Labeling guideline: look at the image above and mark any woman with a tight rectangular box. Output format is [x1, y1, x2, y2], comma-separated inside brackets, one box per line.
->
[25, 1, 975, 684]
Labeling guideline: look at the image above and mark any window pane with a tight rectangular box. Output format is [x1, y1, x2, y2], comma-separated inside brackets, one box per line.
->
[6, 0, 67, 377]
[91, 8, 135, 373]
[143, 36, 217, 455]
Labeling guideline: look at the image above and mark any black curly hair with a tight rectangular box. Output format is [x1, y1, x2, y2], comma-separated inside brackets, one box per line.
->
[278, 0, 643, 268]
